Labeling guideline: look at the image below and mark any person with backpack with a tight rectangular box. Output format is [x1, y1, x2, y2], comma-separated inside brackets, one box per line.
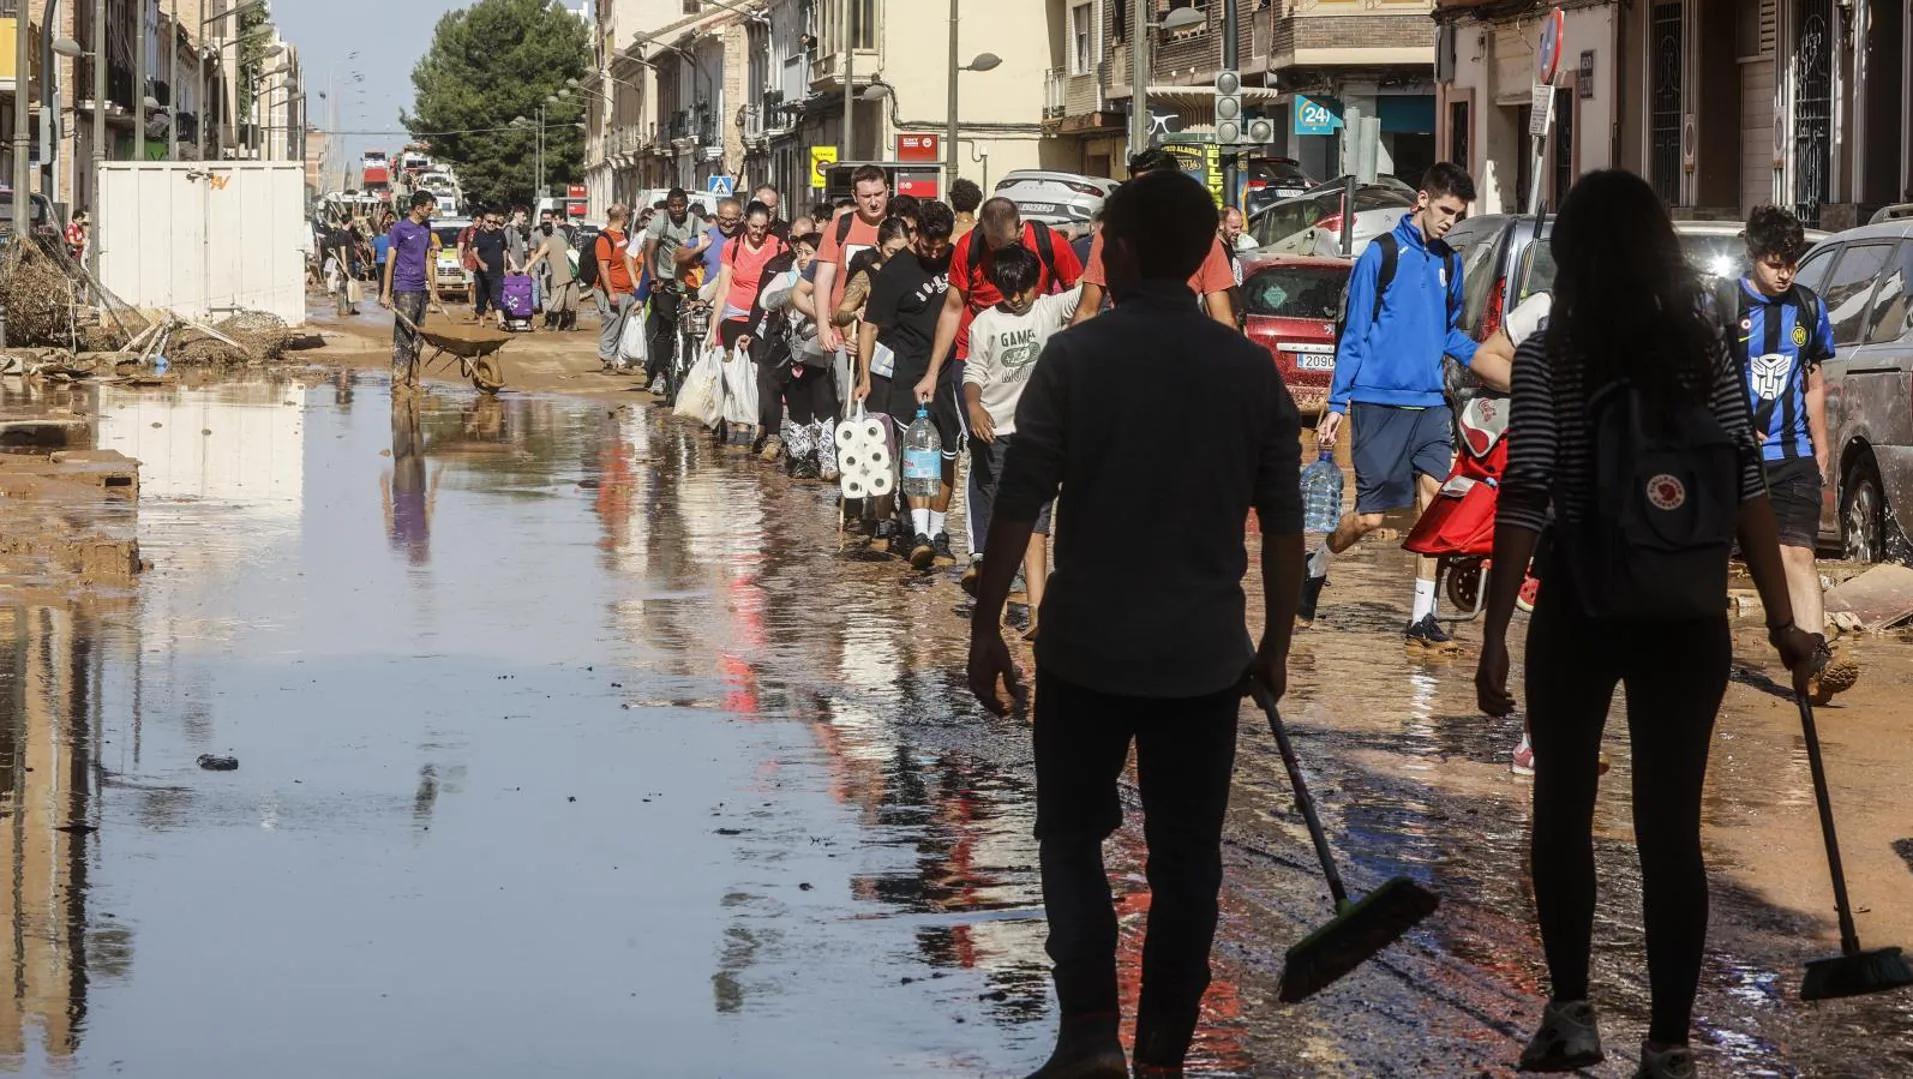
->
[1070, 149, 1236, 327]
[592, 203, 642, 374]
[1303, 162, 1481, 652]
[1729, 205, 1860, 704]
[1476, 169, 1817, 1079]
[705, 200, 791, 451]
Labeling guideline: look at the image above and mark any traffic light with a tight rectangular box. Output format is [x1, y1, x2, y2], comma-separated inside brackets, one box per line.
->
[1246, 116, 1275, 145]
[1215, 69, 1243, 146]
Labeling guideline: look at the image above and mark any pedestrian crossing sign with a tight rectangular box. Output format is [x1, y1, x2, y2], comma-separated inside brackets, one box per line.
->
[706, 175, 736, 197]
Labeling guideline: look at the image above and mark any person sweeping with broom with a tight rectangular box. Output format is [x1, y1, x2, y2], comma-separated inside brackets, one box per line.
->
[966, 169, 1306, 1079]
[1475, 170, 1820, 1078]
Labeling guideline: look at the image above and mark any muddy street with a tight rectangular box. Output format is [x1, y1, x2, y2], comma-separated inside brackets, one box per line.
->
[0, 368, 1907, 1077]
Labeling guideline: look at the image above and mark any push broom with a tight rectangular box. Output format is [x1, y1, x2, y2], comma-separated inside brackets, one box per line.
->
[1247, 684, 1440, 1002]
[1794, 693, 1913, 1002]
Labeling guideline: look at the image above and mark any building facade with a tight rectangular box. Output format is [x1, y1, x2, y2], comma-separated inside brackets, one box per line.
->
[585, 0, 1062, 216]
[1438, 0, 1913, 227]
[1041, 0, 1440, 184]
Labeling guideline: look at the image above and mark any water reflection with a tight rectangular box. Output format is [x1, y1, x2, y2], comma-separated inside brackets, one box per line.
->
[383, 393, 434, 565]
[0, 600, 132, 1067]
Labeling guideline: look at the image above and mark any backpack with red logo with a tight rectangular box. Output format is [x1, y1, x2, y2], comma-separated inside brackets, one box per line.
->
[1558, 378, 1741, 619]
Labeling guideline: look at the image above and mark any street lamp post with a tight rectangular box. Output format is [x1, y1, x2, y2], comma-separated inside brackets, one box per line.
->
[942, 0, 1001, 196]
[91, 0, 104, 251]
[12, 4, 31, 242]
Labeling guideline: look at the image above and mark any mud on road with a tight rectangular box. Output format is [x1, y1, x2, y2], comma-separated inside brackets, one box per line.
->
[0, 328, 1908, 1076]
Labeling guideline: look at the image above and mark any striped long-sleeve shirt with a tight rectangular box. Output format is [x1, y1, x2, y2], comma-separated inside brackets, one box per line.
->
[1499, 331, 1768, 535]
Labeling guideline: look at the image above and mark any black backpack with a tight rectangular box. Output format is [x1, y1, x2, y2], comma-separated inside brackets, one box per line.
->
[1556, 377, 1741, 620]
[1334, 231, 1461, 355]
[578, 233, 602, 289]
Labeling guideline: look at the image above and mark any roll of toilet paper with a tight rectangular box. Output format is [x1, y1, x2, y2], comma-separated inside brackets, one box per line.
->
[843, 474, 867, 497]
[865, 446, 891, 469]
[865, 470, 893, 497]
[839, 450, 861, 471]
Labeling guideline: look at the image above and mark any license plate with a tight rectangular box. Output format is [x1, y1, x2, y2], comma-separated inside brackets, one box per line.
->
[1017, 202, 1059, 214]
[1289, 352, 1335, 371]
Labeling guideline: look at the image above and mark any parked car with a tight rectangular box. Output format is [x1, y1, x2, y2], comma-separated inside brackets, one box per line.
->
[432, 218, 474, 303]
[1242, 157, 1315, 217]
[1247, 182, 1413, 258]
[1239, 251, 1350, 417]
[0, 188, 65, 245]
[1783, 220, 1913, 561]
[1443, 214, 1829, 345]
[992, 170, 1119, 228]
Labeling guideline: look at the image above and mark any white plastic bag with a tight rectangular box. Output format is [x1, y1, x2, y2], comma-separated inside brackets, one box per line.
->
[721, 345, 758, 427]
[618, 304, 648, 363]
[674, 346, 724, 428]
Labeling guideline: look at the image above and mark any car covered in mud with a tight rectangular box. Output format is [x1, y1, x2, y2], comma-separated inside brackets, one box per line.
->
[432, 218, 473, 303]
[1239, 252, 1348, 417]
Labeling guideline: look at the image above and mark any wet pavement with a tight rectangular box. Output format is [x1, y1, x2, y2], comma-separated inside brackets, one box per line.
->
[0, 371, 1907, 1076]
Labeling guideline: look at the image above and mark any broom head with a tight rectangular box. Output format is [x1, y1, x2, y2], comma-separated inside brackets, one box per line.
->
[1800, 945, 1913, 1002]
[1278, 876, 1439, 1003]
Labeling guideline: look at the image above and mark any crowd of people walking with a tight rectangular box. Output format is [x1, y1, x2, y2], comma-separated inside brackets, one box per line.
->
[362, 156, 1879, 1077]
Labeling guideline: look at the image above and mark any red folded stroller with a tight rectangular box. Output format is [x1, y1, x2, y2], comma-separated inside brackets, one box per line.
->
[1402, 393, 1539, 619]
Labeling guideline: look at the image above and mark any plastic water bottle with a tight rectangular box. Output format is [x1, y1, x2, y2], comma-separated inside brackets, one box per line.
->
[1301, 450, 1344, 534]
[901, 406, 942, 498]
[153, 355, 169, 375]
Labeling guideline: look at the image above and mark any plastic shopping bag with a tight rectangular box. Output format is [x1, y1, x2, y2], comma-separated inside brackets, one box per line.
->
[674, 346, 724, 428]
[721, 345, 758, 427]
[619, 305, 648, 363]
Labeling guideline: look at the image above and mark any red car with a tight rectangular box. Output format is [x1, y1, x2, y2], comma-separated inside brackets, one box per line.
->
[1239, 252, 1349, 417]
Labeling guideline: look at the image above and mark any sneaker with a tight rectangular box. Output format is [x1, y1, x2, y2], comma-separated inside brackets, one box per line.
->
[1634, 1042, 1698, 1079]
[759, 435, 784, 463]
[789, 456, 821, 481]
[1297, 572, 1328, 628]
[870, 520, 900, 557]
[1511, 733, 1535, 776]
[1518, 999, 1605, 1072]
[909, 534, 937, 571]
[1806, 637, 1860, 705]
[1405, 613, 1462, 655]
[961, 559, 981, 598]
[932, 533, 956, 566]
[647, 375, 667, 394]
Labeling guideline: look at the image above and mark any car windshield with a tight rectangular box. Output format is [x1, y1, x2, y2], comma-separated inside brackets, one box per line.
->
[1242, 265, 1348, 321]
[1517, 231, 1751, 300]
[433, 227, 463, 247]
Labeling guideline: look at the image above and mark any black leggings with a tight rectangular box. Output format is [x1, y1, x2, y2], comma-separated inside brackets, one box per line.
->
[756, 353, 839, 433]
[1525, 578, 1729, 1046]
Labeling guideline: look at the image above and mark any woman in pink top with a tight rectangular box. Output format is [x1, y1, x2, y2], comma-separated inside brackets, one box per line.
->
[707, 200, 789, 353]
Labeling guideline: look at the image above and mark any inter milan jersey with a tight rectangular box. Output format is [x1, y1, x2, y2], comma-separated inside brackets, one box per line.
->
[1732, 278, 1835, 461]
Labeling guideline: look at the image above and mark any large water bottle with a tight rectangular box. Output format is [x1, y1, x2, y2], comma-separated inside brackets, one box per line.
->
[1300, 450, 1344, 534]
[901, 406, 942, 499]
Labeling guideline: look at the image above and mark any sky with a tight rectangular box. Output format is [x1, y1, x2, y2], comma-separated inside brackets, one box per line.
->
[277, 0, 588, 186]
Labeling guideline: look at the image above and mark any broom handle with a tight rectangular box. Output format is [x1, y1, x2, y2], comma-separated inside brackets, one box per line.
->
[1797, 694, 1863, 956]
[1249, 684, 1350, 908]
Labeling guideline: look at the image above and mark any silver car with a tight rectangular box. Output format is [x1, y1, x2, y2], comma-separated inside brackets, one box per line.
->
[1789, 220, 1913, 561]
[1247, 184, 1413, 258]
[992, 170, 1119, 228]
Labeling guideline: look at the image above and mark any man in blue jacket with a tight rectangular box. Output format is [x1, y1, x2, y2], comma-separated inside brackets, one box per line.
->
[1305, 162, 1479, 652]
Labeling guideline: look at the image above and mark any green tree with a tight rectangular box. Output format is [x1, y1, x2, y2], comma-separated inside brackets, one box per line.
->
[403, 0, 591, 210]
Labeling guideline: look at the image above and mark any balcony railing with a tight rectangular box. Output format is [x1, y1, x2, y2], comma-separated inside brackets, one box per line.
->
[1044, 68, 1067, 120]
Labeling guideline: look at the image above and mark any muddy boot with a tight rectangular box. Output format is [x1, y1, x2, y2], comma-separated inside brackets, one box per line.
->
[1024, 1014, 1126, 1079]
[1404, 614, 1462, 656]
[1806, 636, 1860, 705]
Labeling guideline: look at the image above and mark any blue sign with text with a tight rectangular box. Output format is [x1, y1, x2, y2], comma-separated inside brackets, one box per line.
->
[1294, 95, 1343, 137]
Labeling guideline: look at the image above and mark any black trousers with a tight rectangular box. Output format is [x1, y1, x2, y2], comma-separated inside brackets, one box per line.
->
[646, 286, 681, 381]
[472, 268, 505, 317]
[1033, 668, 1239, 1068]
[759, 354, 839, 433]
[1526, 578, 1728, 1047]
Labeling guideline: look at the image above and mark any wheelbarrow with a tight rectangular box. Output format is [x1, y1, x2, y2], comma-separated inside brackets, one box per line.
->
[392, 306, 509, 394]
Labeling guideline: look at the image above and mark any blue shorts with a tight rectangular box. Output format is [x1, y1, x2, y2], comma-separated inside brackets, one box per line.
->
[1351, 403, 1453, 514]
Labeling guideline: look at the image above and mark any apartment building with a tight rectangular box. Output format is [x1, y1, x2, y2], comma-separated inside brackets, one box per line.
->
[0, 0, 295, 215]
[585, 0, 1061, 213]
[1437, 0, 1912, 227]
[1042, 0, 1439, 185]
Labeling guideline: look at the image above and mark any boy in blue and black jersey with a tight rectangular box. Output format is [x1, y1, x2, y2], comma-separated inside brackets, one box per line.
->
[1731, 205, 1856, 702]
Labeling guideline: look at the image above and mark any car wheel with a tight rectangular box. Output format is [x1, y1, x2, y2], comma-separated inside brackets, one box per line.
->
[1842, 455, 1888, 563]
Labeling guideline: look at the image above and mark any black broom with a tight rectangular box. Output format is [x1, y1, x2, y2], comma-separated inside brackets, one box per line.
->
[1794, 693, 1913, 1002]
[1248, 684, 1440, 1002]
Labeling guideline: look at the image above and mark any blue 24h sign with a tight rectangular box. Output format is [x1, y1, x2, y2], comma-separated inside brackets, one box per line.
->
[1294, 95, 1343, 137]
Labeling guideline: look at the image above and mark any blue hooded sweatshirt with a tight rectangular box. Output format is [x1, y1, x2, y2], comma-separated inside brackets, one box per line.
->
[1327, 215, 1478, 412]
